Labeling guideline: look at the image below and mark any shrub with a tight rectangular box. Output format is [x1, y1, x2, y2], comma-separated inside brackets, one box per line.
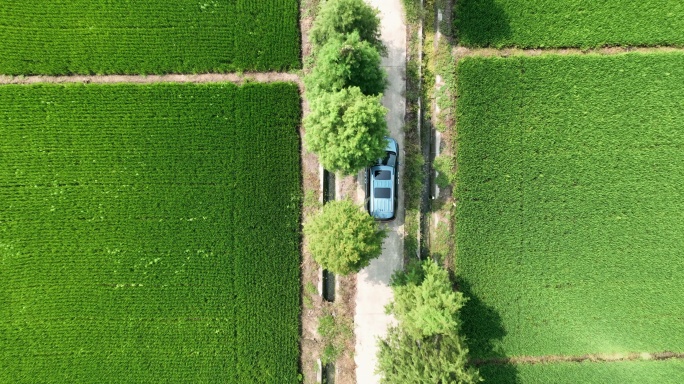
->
[377, 327, 482, 384]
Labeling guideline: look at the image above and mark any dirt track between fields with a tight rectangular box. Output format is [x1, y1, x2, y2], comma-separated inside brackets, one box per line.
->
[0, 72, 302, 90]
[453, 45, 684, 59]
[473, 351, 684, 366]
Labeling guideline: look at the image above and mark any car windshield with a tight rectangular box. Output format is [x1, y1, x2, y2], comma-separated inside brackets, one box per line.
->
[374, 188, 391, 199]
[380, 151, 397, 167]
[373, 170, 392, 180]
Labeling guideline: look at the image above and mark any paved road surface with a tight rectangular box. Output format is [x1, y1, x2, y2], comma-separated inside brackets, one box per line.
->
[354, 1, 406, 383]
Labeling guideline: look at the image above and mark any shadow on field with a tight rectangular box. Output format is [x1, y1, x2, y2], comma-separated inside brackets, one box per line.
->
[456, 278, 519, 384]
[454, 0, 511, 47]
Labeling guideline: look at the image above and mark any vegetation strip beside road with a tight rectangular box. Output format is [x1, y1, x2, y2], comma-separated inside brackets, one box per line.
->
[455, 0, 684, 49]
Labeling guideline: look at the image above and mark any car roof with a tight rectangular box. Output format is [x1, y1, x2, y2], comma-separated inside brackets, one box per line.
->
[369, 165, 395, 220]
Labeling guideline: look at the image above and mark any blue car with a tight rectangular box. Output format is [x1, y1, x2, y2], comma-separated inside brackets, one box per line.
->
[366, 138, 398, 221]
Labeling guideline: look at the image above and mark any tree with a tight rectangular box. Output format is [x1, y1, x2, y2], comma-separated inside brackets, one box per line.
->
[309, 0, 385, 55]
[376, 260, 483, 383]
[305, 31, 388, 97]
[304, 87, 389, 175]
[377, 327, 481, 384]
[303, 199, 386, 275]
[389, 260, 466, 339]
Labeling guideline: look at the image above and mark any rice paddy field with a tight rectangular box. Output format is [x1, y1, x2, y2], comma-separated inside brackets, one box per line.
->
[455, 0, 684, 48]
[0, 0, 300, 75]
[455, 53, 684, 380]
[480, 359, 684, 384]
[0, 83, 302, 383]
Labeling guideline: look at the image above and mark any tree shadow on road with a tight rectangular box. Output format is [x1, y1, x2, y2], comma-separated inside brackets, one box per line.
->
[456, 277, 520, 384]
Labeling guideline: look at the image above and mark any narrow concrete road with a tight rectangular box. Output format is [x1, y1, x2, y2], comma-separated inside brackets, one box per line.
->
[354, 1, 406, 383]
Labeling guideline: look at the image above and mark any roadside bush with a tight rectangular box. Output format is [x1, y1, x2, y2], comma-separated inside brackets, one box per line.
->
[310, 0, 385, 55]
[305, 31, 388, 97]
[304, 87, 389, 175]
[304, 199, 386, 275]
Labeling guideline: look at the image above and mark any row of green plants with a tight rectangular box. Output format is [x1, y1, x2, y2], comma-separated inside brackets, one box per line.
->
[455, 0, 684, 49]
[0, 83, 303, 383]
[0, 0, 300, 75]
[378, 259, 482, 383]
[302, 0, 389, 276]
[456, 53, 684, 361]
[302, 0, 390, 374]
[303, 0, 390, 175]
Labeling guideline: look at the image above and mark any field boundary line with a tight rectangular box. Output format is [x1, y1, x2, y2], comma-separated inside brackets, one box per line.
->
[473, 351, 684, 366]
[454, 45, 684, 59]
[0, 72, 302, 89]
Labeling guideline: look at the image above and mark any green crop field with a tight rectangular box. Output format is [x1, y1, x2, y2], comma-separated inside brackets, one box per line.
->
[455, 0, 684, 48]
[480, 359, 684, 384]
[455, 53, 684, 368]
[0, 0, 300, 75]
[0, 83, 302, 383]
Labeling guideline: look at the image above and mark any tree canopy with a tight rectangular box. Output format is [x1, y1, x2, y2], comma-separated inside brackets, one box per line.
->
[377, 260, 483, 383]
[304, 87, 389, 175]
[309, 0, 385, 55]
[389, 260, 466, 339]
[303, 199, 386, 275]
[305, 31, 388, 97]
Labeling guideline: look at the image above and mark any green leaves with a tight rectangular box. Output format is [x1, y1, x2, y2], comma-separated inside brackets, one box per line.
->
[303, 199, 386, 275]
[309, 0, 385, 55]
[390, 260, 466, 339]
[456, 53, 684, 359]
[0, 83, 302, 382]
[305, 31, 388, 97]
[377, 260, 482, 383]
[304, 87, 389, 175]
[305, 0, 389, 174]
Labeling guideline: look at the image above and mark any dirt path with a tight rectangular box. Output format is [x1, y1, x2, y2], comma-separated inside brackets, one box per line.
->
[473, 351, 684, 366]
[453, 45, 684, 59]
[353, 1, 406, 383]
[0, 72, 302, 90]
